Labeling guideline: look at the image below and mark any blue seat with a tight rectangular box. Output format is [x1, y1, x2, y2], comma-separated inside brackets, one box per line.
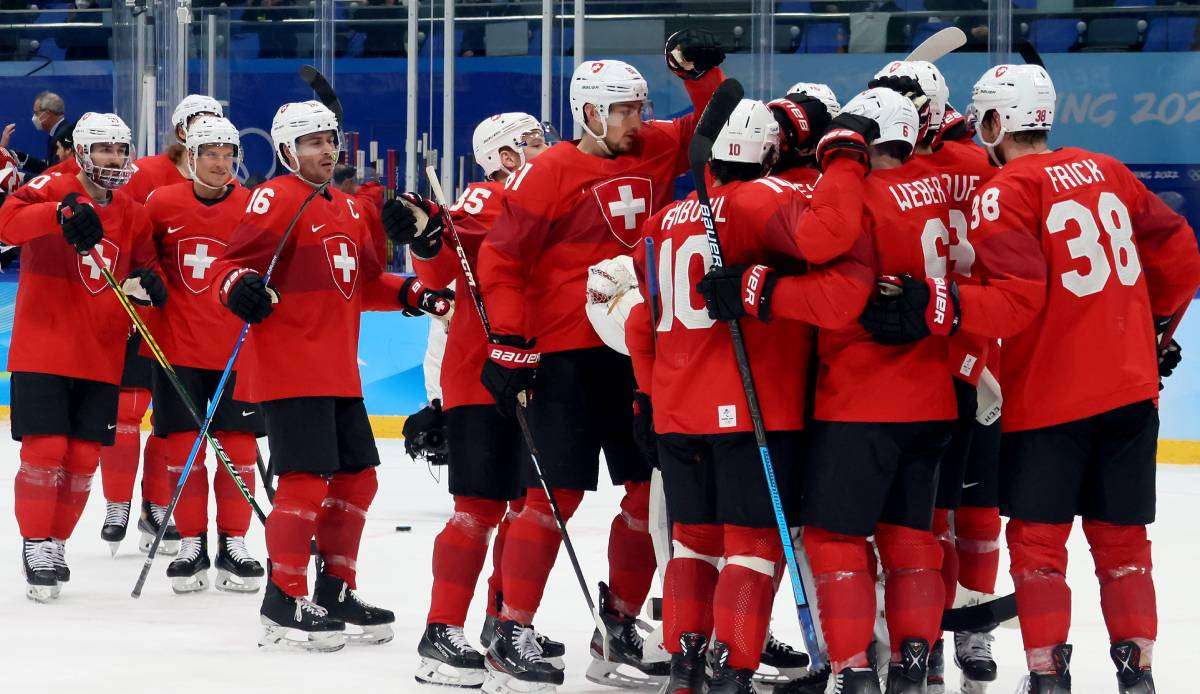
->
[799, 21, 847, 52]
[1143, 16, 1198, 51]
[912, 20, 955, 49]
[778, 1, 813, 11]
[1029, 17, 1082, 51]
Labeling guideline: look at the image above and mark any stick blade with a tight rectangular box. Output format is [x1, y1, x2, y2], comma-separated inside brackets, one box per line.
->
[688, 78, 745, 172]
[299, 65, 344, 128]
[1015, 40, 1045, 67]
[904, 26, 967, 62]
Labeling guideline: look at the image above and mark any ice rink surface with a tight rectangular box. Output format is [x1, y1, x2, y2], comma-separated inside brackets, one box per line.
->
[1, 428, 1197, 693]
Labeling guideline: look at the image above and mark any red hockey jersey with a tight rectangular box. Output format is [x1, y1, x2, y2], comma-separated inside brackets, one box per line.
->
[970, 147, 1200, 431]
[124, 153, 188, 204]
[144, 181, 252, 370]
[210, 174, 408, 402]
[774, 165, 820, 199]
[413, 180, 506, 410]
[0, 171, 156, 384]
[477, 69, 725, 354]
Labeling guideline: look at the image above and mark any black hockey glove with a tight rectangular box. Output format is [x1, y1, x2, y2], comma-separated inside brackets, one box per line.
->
[399, 276, 454, 318]
[1156, 315, 1183, 384]
[480, 334, 539, 415]
[123, 267, 167, 307]
[402, 399, 448, 466]
[665, 28, 726, 81]
[815, 113, 879, 172]
[385, 193, 444, 259]
[220, 268, 278, 324]
[631, 390, 657, 468]
[57, 192, 104, 253]
[697, 264, 779, 322]
[933, 104, 976, 148]
[859, 274, 960, 346]
[767, 94, 832, 157]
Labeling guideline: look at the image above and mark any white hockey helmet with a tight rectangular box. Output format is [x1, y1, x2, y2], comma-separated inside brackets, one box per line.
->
[171, 94, 224, 141]
[473, 112, 543, 178]
[270, 100, 340, 176]
[73, 112, 135, 189]
[786, 81, 842, 117]
[874, 60, 949, 136]
[969, 64, 1056, 147]
[185, 115, 241, 187]
[713, 99, 780, 166]
[842, 87, 920, 156]
[570, 59, 650, 141]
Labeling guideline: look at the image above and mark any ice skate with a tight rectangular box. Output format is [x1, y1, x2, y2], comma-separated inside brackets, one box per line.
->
[706, 641, 755, 694]
[1111, 641, 1155, 694]
[482, 593, 565, 666]
[926, 639, 945, 694]
[101, 501, 130, 556]
[1017, 643, 1071, 694]
[47, 539, 69, 599]
[483, 619, 564, 694]
[772, 663, 830, 693]
[166, 535, 211, 594]
[214, 534, 264, 593]
[138, 500, 180, 556]
[885, 639, 930, 694]
[754, 630, 810, 687]
[954, 629, 997, 692]
[21, 539, 57, 603]
[585, 582, 670, 689]
[660, 633, 707, 694]
[258, 580, 346, 653]
[827, 667, 883, 694]
[415, 622, 486, 688]
[313, 569, 394, 645]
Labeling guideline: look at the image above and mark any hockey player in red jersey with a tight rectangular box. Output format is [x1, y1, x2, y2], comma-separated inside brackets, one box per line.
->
[0, 112, 165, 602]
[767, 81, 841, 196]
[408, 112, 553, 688]
[210, 99, 449, 651]
[123, 94, 223, 205]
[965, 64, 1200, 693]
[475, 29, 726, 692]
[625, 98, 874, 694]
[142, 115, 267, 595]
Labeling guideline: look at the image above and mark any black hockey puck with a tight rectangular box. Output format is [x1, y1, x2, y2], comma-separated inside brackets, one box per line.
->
[395, 525, 412, 532]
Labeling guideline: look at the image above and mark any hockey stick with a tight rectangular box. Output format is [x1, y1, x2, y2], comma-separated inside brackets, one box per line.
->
[687, 78, 823, 670]
[940, 592, 1016, 632]
[423, 165, 611, 659]
[1015, 40, 1045, 67]
[904, 26, 967, 62]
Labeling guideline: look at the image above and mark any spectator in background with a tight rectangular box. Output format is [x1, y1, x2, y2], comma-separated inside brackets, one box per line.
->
[60, 0, 112, 60]
[245, 0, 301, 58]
[925, 0, 998, 51]
[354, 0, 404, 57]
[31, 92, 69, 163]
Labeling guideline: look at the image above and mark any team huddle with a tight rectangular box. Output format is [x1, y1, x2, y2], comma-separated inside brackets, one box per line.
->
[0, 23, 1194, 694]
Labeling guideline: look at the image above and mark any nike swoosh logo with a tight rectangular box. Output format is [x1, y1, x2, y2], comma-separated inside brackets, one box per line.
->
[242, 410, 254, 417]
[107, 424, 117, 430]
[962, 482, 980, 489]
[311, 224, 325, 233]
[167, 225, 184, 234]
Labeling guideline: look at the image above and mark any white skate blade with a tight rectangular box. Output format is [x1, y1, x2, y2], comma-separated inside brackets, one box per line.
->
[26, 584, 55, 603]
[257, 617, 346, 653]
[344, 622, 394, 646]
[414, 655, 486, 688]
[752, 664, 811, 686]
[107, 542, 120, 558]
[140, 531, 179, 556]
[170, 571, 210, 594]
[584, 658, 666, 690]
[481, 668, 557, 694]
[215, 569, 261, 594]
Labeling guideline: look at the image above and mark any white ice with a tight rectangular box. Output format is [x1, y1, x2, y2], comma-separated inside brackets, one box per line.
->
[1, 427, 1197, 693]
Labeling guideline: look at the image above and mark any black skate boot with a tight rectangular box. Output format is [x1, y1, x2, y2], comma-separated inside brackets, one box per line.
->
[166, 535, 211, 594]
[707, 641, 757, 694]
[885, 639, 931, 694]
[481, 591, 566, 663]
[828, 667, 883, 694]
[484, 619, 564, 693]
[258, 579, 346, 653]
[1111, 641, 1155, 693]
[955, 628, 998, 692]
[313, 569, 395, 645]
[757, 630, 811, 686]
[214, 534, 264, 593]
[138, 499, 180, 556]
[1020, 644, 1072, 694]
[415, 623, 486, 688]
[773, 662, 831, 693]
[663, 633, 708, 694]
[49, 538, 70, 596]
[927, 639, 945, 694]
[101, 501, 130, 556]
[585, 581, 670, 689]
[21, 538, 57, 603]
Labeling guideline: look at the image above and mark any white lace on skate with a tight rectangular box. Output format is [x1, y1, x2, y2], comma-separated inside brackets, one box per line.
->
[516, 625, 550, 664]
[24, 540, 54, 574]
[175, 537, 204, 563]
[956, 630, 995, 664]
[295, 597, 330, 622]
[104, 502, 130, 528]
[416, 625, 486, 688]
[259, 596, 346, 653]
[49, 540, 67, 571]
[755, 631, 810, 685]
[444, 625, 474, 655]
[223, 535, 255, 564]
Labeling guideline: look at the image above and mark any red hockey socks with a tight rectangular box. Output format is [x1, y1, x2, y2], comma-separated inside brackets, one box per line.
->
[266, 472, 328, 596]
[714, 525, 782, 670]
[99, 388, 150, 503]
[213, 431, 257, 537]
[664, 523, 721, 652]
[499, 486, 584, 623]
[141, 433, 170, 506]
[427, 496, 507, 626]
[15, 435, 67, 539]
[876, 523, 945, 661]
[1007, 519, 1072, 672]
[932, 509, 959, 609]
[316, 467, 378, 588]
[607, 481, 656, 617]
[803, 526, 875, 670]
[50, 438, 101, 540]
[1083, 519, 1156, 665]
[487, 497, 525, 617]
[955, 506, 1002, 594]
[163, 432, 209, 537]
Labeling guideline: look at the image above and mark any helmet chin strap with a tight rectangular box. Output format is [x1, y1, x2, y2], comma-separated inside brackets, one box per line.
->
[582, 106, 615, 157]
[977, 111, 1008, 167]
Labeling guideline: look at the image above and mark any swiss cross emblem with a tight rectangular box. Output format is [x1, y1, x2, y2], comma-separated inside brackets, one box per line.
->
[592, 176, 654, 248]
[77, 238, 120, 295]
[323, 234, 359, 300]
[176, 236, 227, 294]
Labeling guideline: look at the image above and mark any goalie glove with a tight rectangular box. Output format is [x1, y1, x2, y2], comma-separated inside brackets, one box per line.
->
[402, 399, 448, 466]
[859, 274, 960, 345]
[585, 255, 644, 355]
[697, 264, 778, 322]
[664, 28, 726, 81]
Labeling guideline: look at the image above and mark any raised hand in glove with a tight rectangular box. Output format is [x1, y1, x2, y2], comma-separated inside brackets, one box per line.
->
[859, 274, 959, 345]
[384, 193, 444, 258]
[934, 104, 975, 147]
[697, 264, 778, 322]
[403, 399, 448, 466]
[399, 276, 455, 319]
[767, 95, 831, 156]
[480, 334, 539, 413]
[815, 113, 879, 171]
[220, 268, 278, 324]
[57, 192, 104, 253]
[665, 28, 725, 81]
[122, 267, 167, 307]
